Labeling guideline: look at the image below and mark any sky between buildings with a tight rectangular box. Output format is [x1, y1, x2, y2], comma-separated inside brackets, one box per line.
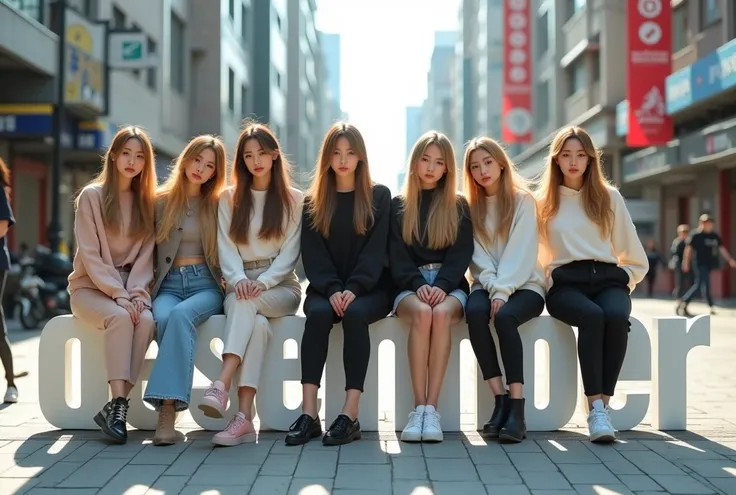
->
[316, 0, 461, 193]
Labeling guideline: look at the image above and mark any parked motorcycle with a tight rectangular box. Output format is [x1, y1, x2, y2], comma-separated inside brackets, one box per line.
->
[17, 245, 73, 330]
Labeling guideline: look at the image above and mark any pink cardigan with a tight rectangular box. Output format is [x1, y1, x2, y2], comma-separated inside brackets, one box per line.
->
[67, 185, 155, 307]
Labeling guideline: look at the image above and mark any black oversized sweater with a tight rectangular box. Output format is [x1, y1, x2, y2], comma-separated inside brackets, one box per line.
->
[389, 189, 473, 294]
[301, 184, 392, 297]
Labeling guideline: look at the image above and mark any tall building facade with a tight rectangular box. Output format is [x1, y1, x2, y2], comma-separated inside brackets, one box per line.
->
[252, 0, 288, 142]
[287, 0, 325, 188]
[320, 32, 344, 126]
[0, 0, 322, 253]
[618, 1, 736, 298]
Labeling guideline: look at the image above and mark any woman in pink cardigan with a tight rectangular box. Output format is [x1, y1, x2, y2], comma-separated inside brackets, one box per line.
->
[68, 126, 158, 444]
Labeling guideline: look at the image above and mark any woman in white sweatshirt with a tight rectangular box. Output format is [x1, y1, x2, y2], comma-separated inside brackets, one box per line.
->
[536, 127, 648, 444]
[198, 122, 303, 446]
[463, 137, 545, 444]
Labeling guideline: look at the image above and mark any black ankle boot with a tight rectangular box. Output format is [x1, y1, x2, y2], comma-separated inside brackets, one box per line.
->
[482, 394, 510, 439]
[499, 398, 526, 443]
[94, 397, 129, 443]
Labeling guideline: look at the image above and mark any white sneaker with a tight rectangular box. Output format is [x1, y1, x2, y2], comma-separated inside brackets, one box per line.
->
[400, 405, 425, 442]
[421, 405, 443, 442]
[587, 400, 615, 443]
[3, 386, 18, 404]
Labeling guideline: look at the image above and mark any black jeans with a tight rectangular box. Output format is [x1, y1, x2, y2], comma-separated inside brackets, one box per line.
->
[466, 289, 544, 385]
[545, 260, 631, 397]
[0, 270, 14, 385]
[301, 289, 391, 392]
[683, 265, 713, 307]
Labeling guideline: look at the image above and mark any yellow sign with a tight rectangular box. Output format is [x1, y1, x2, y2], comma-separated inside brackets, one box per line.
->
[64, 8, 106, 112]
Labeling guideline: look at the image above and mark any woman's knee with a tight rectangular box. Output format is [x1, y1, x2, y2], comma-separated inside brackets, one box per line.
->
[465, 297, 490, 326]
[493, 310, 519, 336]
[431, 303, 455, 328]
[342, 302, 368, 329]
[304, 303, 334, 333]
[412, 303, 433, 332]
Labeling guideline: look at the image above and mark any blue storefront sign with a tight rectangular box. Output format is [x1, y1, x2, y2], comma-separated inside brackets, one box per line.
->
[666, 38, 736, 114]
[0, 104, 54, 135]
[76, 120, 118, 150]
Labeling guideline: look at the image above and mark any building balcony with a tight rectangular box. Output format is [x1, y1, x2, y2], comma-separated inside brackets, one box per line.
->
[565, 89, 590, 123]
[561, 4, 601, 68]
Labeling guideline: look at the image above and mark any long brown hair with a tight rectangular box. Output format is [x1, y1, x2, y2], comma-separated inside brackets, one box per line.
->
[0, 158, 11, 200]
[536, 126, 613, 243]
[462, 137, 532, 247]
[401, 131, 460, 249]
[156, 135, 228, 266]
[306, 122, 374, 237]
[229, 122, 294, 244]
[76, 126, 157, 240]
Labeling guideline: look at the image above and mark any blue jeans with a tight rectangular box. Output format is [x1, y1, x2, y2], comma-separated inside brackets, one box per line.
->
[392, 264, 468, 315]
[143, 263, 223, 411]
[683, 264, 713, 307]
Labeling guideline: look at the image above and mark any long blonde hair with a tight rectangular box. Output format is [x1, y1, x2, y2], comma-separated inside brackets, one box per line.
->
[156, 135, 228, 266]
[230, 122, 294, 244]
[536, 126, 613, 242]
[306, 122, 374, 237]
[463, 137, 532, 247]
[400, 131, 460, 249]
[76, 126, 157, 240]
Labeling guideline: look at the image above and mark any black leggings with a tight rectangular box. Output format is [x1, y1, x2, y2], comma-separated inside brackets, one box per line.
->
[545, 260, 631, 397]
[466, 289, 544, 385]
[0, 271, 14, 385]
[301, 290, 391, 392]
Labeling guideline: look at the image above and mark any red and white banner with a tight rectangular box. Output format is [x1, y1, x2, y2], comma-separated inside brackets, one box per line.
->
[626, 0, 673, 147]
[502, 0, 532, 144]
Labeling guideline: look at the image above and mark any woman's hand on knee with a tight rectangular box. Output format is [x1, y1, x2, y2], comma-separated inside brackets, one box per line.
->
[132, 299, 147, 314]
[234, 280, 249, 300]
[427, 287, 447, 307]
[247, 281, 266, 299]
[115, 297, 140, 325]
[416, 285, 432, 305]
[341, 290, 356, 311]
[490, 298, 505, 320]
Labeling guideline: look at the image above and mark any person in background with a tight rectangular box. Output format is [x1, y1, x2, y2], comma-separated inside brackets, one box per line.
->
[644, 240, 664, 298]
[670, 224, 690, 314]
[679, 214, 736, 316]
[0, 158, 18, 404]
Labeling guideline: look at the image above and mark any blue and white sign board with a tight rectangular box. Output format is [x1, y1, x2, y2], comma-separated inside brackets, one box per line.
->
[666, 38, 736, 114]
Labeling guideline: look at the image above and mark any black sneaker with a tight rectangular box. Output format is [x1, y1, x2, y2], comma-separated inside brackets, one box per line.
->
[285, 413, 322, 446]
[322, 414, 361, 446]
[93, 397, 129, 443]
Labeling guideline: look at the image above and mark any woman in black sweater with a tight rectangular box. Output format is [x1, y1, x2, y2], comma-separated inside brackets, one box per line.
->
[285, 122, 392, 447]
[390, 131, 473, 443]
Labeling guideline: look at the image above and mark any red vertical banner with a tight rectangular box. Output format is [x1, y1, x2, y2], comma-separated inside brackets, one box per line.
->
[502, 0, 532, 144]
[626, 0, 673, 146]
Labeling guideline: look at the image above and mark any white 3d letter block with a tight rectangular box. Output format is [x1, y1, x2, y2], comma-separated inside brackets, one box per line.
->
[651, 315, 710, 430]
[608, 316, 651, 431]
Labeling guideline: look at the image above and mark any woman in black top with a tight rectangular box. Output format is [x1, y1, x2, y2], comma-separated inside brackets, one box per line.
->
[0, 159, 17, 404]
[285, 122, 392, 447]
[670, 224, 690, 312]
[390, 131, 473, 443]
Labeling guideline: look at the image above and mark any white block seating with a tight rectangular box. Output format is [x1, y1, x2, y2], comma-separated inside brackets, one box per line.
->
[38, 313, 710, 432]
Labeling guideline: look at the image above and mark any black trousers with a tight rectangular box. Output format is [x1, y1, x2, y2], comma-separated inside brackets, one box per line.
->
[301, 289, 391, 392]
[466, 289, 544, 385]
[0, 270, 13, 384]
[545, 260, 631, 397]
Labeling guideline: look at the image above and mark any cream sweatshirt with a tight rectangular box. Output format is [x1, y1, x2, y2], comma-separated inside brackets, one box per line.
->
[539, 185, 649, 292]
[217, 186, 303, 290]
[469, 191, 546, 301]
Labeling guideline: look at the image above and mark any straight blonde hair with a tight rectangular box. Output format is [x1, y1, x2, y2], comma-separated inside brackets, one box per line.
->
[400, 131, 460, 249]
[462, 136, 532, 247]
[76, 126, 157, 240]
[535, 126, 613, 243]
[306, 122, 374, 237]
[156, 135, 228, 267]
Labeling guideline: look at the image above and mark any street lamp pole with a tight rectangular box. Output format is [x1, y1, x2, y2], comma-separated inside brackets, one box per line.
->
[48, 0, 66, 253]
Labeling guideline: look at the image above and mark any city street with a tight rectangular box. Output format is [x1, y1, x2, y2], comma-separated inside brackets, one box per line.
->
[0, 297, 735, 494]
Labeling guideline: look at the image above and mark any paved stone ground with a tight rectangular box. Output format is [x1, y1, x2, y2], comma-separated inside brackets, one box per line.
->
[1, 297, 735, 494]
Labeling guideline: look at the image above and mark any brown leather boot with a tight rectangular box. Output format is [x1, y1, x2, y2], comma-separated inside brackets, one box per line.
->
[153, 404, 178, 446]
